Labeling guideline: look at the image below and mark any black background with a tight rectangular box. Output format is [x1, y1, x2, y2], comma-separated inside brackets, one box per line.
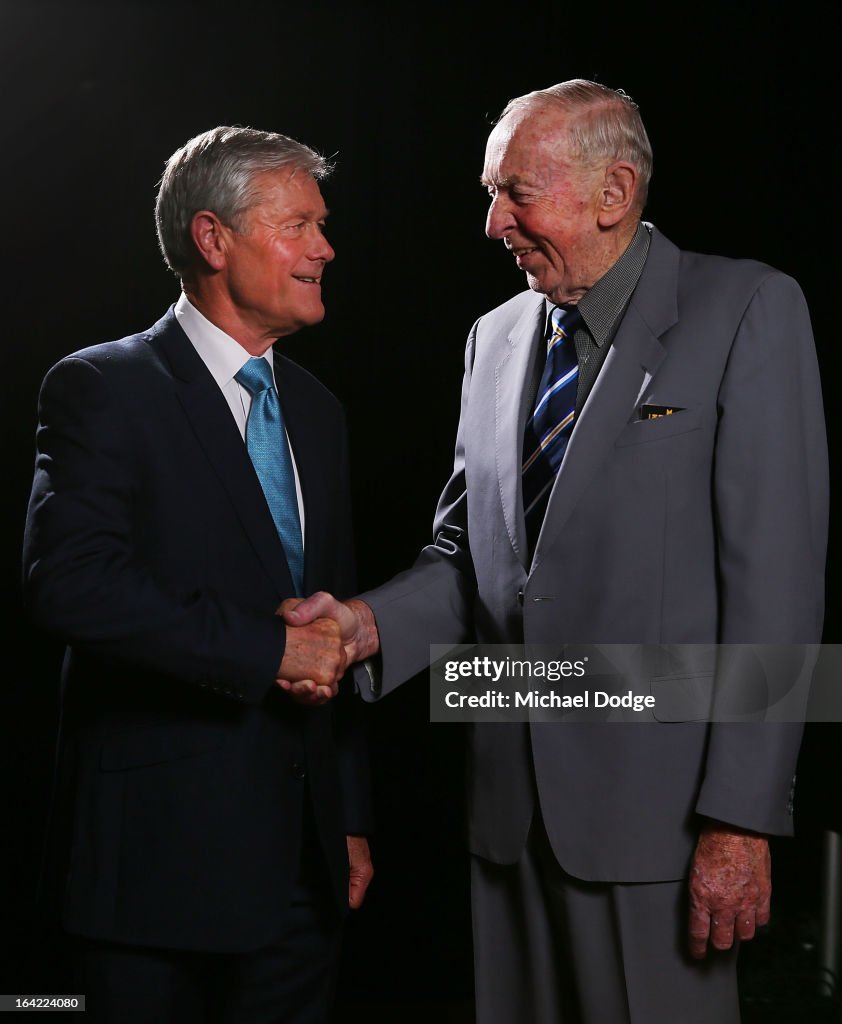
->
[2, 0, 837, 1013]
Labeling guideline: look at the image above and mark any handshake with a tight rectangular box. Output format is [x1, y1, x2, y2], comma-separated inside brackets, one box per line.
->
[274, 593, 380, 705]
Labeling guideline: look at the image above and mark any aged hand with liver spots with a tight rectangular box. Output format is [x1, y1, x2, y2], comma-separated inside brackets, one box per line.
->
[275, 611, 348, 706]
[688, 819, 771, 959]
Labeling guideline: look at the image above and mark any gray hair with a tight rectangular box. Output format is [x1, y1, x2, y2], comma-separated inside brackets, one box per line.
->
[499, 80, 653, 209]
[155, 125, 333, 278]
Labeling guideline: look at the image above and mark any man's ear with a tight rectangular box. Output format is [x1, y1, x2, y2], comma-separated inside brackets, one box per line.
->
[190, 210, 228, 272]
[597, 162, 637, 227]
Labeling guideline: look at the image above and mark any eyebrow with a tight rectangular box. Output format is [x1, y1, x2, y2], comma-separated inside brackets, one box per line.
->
[282, 207, 330, 221]
[479, 174, 522, 188]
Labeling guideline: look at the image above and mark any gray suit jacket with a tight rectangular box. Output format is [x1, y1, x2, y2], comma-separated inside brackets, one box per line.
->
[359, 226, 828, 883]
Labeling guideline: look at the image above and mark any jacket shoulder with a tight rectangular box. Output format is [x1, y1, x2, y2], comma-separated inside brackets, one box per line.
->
[650, 226, 804, 299]
[51, 309, 174, 371]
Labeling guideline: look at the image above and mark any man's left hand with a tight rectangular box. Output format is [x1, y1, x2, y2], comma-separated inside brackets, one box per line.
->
[347, 835, 373, 909]
[688, 819, 771, 959]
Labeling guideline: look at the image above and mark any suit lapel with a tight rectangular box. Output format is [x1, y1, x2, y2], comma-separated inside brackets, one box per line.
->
[530, 228, 680, 569]
[151, 311, 296, 599]
[494, 297, 546, 564]
[273, 356, 327, 595]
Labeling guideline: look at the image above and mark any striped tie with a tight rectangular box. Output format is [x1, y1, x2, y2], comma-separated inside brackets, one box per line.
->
[236, 357, 304, 596]
[522, 304, 583, 554]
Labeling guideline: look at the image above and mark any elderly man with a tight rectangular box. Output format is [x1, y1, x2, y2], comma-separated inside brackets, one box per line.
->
[285, 80, 828, 1022]
[22, 126, 372, 1023]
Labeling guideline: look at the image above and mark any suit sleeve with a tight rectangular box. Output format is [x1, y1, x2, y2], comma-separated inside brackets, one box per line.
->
[355, 324, 480, 700]
[695, 271, 829, 834]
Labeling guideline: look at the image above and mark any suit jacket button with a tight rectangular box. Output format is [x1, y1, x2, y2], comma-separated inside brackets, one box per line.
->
[292, 763, 306, 780]
[517, 589, 524, 606]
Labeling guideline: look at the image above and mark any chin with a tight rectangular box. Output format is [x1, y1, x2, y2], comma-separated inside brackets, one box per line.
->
[524, 262, 553, 285]
[298, 303, 326, 327]
[526, 273, 555, 298]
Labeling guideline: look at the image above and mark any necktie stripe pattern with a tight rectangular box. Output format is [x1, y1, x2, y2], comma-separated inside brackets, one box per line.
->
[522, 304, 582, 552]
[235, 357, 305, 596]
[532, 365, 578, 419]
[522, 408, 576, 475]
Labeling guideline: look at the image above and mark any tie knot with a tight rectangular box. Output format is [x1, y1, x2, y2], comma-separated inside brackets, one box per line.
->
[550, 304, 582, 338]
[235, 357, 274, 396]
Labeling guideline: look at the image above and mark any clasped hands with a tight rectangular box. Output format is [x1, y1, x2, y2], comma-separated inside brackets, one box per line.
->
[274, 592, 377, 706]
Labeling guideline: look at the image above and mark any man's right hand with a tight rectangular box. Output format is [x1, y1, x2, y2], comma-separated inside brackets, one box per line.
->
[275, 615, 347, 706]
[277, 592, 380, 704]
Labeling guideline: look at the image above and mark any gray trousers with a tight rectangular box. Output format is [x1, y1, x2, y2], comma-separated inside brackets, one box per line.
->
[471, 812, 740, 1024]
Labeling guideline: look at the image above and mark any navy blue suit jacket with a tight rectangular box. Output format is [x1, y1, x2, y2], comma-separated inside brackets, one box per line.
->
[23, 308, 372, 952]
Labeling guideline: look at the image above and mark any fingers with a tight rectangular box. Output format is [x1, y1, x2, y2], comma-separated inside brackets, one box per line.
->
[277, 616, 347, 700]
[687, 824, 772, 958]
[756, 888, 771, 928]
[276, 678, 338, 706]
[280, 592, 377, 665]
[286, 679, 337, 700]
[735, 909, 757, 942]
[346, 836, 374, 910]
[690, 904, 758, 958]
[282, 591, 340, 626]
[277, 597, 304, 617]
[709, 910, 738, 952]
[688, 902, 711, 960]
[348, 871, 372, 909]
[275, 591, 370, 704]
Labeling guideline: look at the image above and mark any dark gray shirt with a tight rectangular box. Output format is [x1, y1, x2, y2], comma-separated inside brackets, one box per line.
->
[537, 220, 651, 416]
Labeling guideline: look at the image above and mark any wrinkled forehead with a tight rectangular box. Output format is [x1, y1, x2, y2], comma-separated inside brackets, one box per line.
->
[482, 105, 574, 186]
[250, 167, 323, 202]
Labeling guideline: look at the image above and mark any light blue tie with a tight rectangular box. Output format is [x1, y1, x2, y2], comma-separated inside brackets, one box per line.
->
[235, 357, 304, 596]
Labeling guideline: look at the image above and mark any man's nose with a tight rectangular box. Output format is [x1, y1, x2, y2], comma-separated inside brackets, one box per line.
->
[312, 229, 335, 263]
[485, 195, 515, 240]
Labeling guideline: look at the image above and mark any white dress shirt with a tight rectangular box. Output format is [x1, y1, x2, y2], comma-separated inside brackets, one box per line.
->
[174, 292, 306, 544]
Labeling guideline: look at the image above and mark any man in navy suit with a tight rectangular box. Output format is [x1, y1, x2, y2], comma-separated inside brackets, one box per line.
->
[22, 126, 372, 1023]
[283, 81, 828, 1022]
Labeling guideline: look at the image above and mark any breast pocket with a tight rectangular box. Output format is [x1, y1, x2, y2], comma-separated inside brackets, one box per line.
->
[615, 407, 702, 447]
[650, 672, 714, 722]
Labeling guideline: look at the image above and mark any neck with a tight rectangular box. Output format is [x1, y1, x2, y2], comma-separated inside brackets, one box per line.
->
[181, 281, 276, 356]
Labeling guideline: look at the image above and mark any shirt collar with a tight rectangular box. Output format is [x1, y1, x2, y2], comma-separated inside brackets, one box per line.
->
[174, 292, 273, 387]
[544, 220, 651, 346]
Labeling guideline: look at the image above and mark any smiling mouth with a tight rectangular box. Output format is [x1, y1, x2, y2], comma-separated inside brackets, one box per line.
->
[513, 247, 542, 269]
[294, 276, 321, 284]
